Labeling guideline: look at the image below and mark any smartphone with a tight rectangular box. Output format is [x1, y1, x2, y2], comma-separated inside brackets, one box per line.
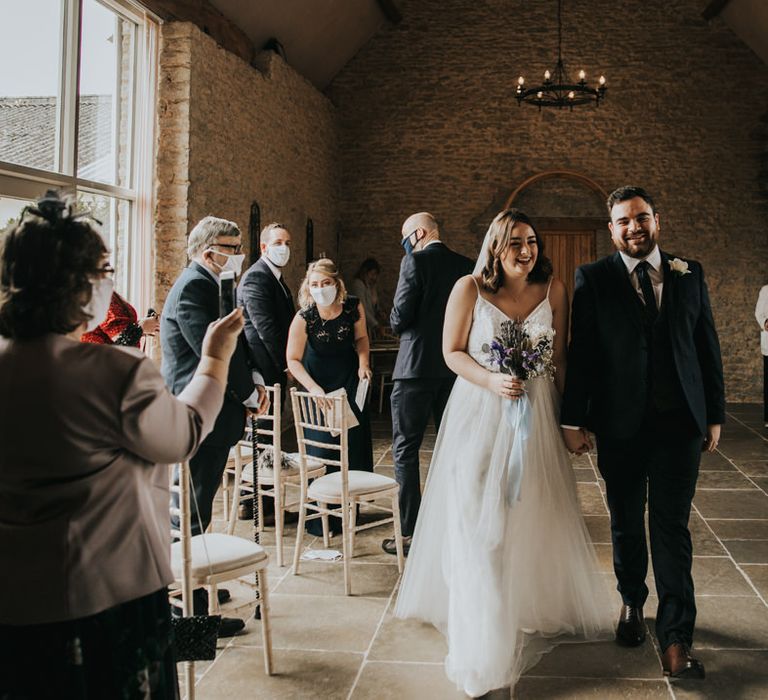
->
[219, 270, 236, 317]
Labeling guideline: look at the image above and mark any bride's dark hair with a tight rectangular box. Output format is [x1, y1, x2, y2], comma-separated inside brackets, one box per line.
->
[480, 209, 552, 293]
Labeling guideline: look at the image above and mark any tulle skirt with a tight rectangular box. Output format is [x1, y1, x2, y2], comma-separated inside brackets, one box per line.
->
[394, 376, 613, 697]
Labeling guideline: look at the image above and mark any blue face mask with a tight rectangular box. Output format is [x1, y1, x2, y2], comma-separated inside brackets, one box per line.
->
[401, 229, 420, 255]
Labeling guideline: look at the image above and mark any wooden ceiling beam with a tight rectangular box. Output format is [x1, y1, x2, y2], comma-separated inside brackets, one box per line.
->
[702, 0, 735, 21]
[140, 0, 257, 64]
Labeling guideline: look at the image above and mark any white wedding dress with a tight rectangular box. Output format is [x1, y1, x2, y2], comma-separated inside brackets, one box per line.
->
[394, 286, 613, 697]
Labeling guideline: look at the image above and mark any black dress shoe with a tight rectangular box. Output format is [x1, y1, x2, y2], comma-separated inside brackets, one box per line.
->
[217, 588, 230, 605]
[616, 605, 646, 647]
[217, 617, 246, 638]
[662, 642, 705, 679]
[381, 536, 411, 556]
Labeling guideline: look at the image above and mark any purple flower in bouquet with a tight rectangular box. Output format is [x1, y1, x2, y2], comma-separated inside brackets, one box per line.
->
[481, 319, 555, 380]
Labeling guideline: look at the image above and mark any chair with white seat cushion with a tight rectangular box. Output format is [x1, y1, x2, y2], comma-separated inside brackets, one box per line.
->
[290, 388, 405, 595]
[222, 384, 326, 567]
[170, 461, 273, 681]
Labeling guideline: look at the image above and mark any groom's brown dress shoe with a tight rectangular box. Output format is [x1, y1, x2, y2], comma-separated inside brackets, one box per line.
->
[616, 605, 646, 647]
[661, 642, 705, 679]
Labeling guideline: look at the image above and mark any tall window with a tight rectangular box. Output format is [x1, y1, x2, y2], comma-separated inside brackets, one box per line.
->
[0, 0, 158, 312]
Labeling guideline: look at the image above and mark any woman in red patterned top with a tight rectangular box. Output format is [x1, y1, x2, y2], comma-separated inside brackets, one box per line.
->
[81, 292, 160, 346]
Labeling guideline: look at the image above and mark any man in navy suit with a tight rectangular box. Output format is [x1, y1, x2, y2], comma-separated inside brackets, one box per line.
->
[161, 215, 268, 635]
[382, 212, 473, 555]
[561, 186, 725, 679]
[239, 222, 295, 401]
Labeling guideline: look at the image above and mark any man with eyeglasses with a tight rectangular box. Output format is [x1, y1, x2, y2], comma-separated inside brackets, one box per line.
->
[382, 212, 473, 556]
[161, 216, 269, 637]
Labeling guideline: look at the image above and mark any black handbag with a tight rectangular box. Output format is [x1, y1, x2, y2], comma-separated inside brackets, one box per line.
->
[171, 614, 221, 661]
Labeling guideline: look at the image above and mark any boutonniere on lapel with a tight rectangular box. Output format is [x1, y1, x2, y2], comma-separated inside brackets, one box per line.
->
[668, 258, 691, 276]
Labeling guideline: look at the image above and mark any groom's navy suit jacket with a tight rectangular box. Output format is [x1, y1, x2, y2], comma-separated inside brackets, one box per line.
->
[561, 250, 725, 440]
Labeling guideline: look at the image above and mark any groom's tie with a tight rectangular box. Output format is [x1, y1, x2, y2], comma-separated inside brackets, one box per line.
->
[635, 261, 658, 320]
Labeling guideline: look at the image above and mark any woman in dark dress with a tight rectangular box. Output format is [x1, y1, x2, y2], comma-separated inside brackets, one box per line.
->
[287, 259, 374, 533]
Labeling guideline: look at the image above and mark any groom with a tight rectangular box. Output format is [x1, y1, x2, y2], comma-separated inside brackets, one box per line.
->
[561, 186, 724, 679]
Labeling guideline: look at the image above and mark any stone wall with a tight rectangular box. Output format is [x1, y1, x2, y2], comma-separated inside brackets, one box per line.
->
[328, 0, 768, 402]
[155, 22, 339, 308]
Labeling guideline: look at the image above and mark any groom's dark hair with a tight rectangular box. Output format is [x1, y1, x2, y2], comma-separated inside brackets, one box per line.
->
[606, 186, 656, 216]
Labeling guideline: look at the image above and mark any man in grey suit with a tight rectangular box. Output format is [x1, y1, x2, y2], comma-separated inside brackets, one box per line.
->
[161, 215, 268, 635]
[382, 212, 473, 555]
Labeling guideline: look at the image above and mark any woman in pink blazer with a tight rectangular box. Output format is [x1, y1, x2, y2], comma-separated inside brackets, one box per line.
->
[0, 193, 243, 698]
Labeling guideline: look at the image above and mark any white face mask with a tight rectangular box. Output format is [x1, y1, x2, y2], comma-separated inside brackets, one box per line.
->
[310, 284, 337, 307]
[266, 244, 290, 267]
[83, 276, 114, 332]
[206, 248, 245, 277]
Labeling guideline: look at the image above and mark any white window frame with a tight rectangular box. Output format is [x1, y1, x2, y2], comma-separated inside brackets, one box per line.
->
[0, 0, 159, 313]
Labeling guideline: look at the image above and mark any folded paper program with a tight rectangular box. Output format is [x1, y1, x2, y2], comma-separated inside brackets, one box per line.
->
[323, 389, 359, 436]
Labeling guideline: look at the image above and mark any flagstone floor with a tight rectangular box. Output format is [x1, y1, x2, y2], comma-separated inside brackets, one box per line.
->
[187, 403, 768, 699]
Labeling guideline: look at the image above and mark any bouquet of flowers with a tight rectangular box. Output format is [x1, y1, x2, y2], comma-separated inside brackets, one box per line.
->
[482, 319, 554, 380]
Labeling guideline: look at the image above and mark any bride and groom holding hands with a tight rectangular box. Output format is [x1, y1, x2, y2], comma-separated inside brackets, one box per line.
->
[385, 186, 725, 697]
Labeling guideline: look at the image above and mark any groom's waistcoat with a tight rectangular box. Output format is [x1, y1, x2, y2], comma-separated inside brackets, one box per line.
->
[641, 295, 686, 414]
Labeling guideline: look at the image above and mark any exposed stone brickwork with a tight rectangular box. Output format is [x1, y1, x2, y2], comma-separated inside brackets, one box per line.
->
[327, 0, 768, 402]
[155, 22, 339, 310]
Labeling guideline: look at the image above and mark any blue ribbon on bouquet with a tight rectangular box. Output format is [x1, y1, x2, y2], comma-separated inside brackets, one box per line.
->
[503, 386, 531, 505]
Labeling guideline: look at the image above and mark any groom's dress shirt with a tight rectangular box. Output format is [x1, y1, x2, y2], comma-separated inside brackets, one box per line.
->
[620, 245, 663, 310]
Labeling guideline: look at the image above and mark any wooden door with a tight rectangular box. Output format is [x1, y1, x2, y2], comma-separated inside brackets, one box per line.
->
[540, 230, 596, 303]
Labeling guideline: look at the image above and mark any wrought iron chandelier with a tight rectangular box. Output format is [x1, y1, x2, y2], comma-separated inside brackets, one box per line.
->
[515, 0, 606, 110]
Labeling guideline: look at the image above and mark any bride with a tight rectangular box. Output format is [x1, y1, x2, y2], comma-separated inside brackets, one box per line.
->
[394, 209, 612, 697]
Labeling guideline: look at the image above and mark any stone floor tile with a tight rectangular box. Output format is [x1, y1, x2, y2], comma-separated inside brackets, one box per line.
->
[735, 461, 768, 477]
[695, 471, 758, 489]
[583, 515, 612, 544]
[689, 514, 727, 556]
[515, 677, 670, 699]
[706, 519, 768, 540]
[671, 649, 768, 700]
[274, 560, 401, 598]
[693, 491, 768, 519]
[526, 639, 661, 679]
[574, 468, 597, 483]
[368, 610, 448, 663]
[351, 661, 465, 699]
[691, 556, 755, 595]
[577, 482, 607, 515]
[195, 647, 362, 700]
[752, 477, 768, 494]
[592, 543, 615, 573]
[721, 540, 768, 564]
[741, 565, 768, 599]
[228, 594, 388, 652]
[655, 597, 768, 649]
[698, 451, 735, 471]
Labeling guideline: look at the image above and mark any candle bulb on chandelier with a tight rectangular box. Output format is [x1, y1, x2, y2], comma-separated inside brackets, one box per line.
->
[568, 91, 575, 99]
[544, 70, 551, 81]
[599, 75, 606, 86]
[578, 69, 586, 81]
[537, 91, 543, 99]
[518, 76, 525, 86]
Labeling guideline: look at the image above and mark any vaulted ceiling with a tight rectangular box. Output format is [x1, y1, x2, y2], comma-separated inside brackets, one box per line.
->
[147, 0, 768, 91]
[206, 0, 395, 90]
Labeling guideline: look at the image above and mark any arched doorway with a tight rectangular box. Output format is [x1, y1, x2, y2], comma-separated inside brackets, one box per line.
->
[506, 171, 609, 303]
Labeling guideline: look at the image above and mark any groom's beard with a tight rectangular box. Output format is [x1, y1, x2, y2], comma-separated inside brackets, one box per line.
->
[615, 231, 657, 258]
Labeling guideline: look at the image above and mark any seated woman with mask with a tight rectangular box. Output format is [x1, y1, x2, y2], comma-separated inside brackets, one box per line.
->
[0, 192, 244, 699]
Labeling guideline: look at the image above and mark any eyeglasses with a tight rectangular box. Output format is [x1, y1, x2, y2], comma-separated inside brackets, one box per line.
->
[213, 242, 243, 255]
